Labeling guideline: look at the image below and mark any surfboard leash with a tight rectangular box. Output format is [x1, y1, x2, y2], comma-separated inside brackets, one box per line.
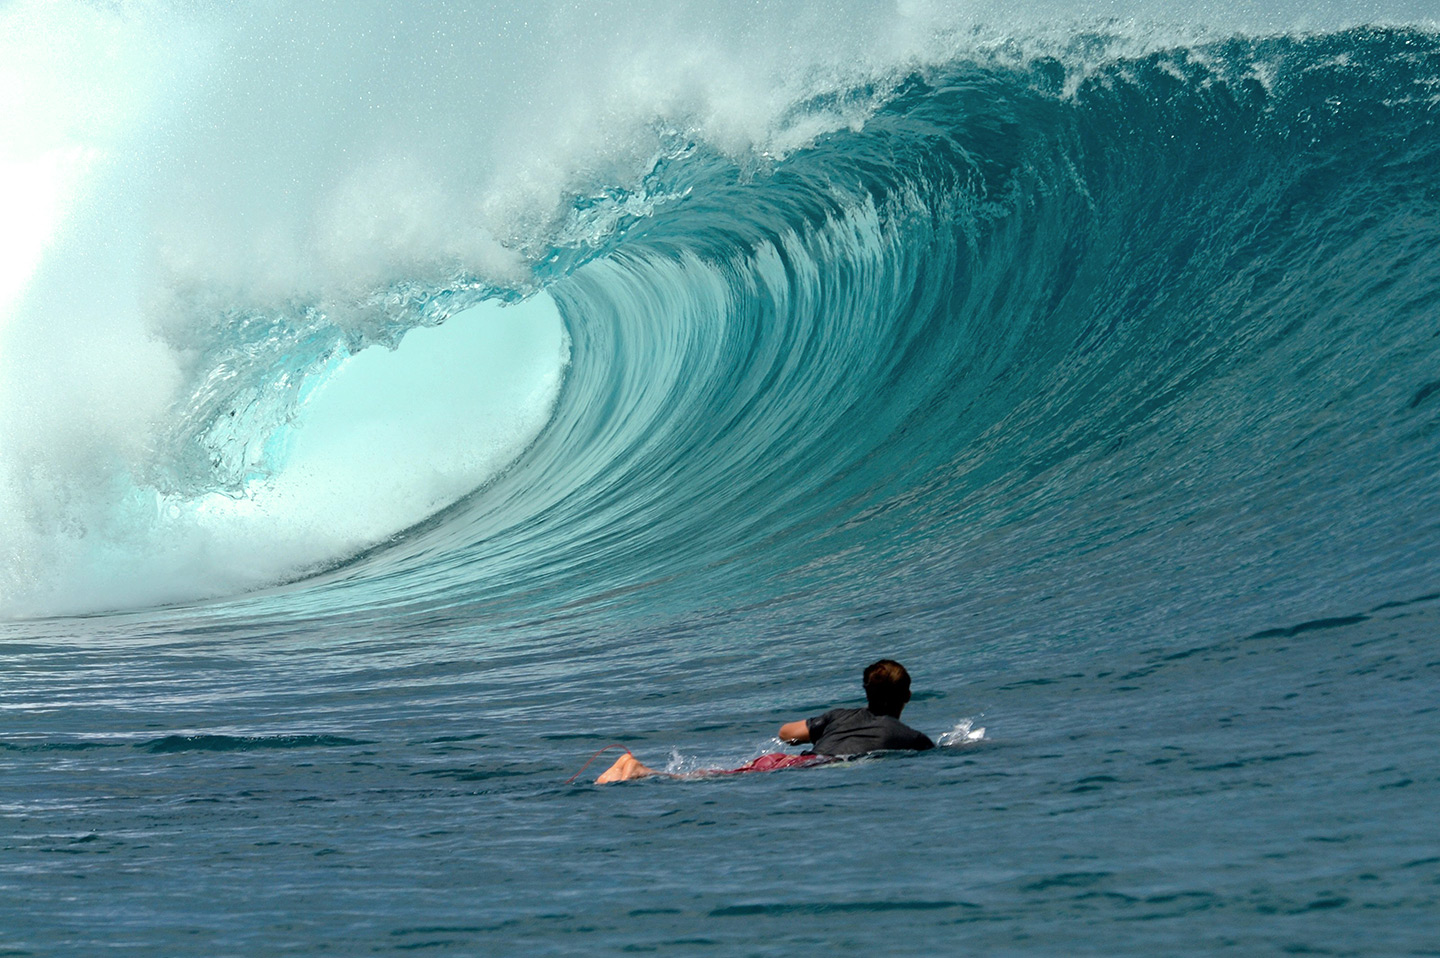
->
[564, 743, 633, 784]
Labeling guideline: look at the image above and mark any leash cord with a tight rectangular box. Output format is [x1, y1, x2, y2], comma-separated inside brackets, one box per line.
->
[564, 744, 632, 784]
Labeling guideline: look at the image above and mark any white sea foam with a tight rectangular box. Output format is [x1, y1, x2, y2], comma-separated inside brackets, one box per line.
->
[937, 718, 987, 747]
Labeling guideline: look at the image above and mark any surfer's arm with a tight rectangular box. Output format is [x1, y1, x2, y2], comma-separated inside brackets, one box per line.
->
[778, 720, 810, 744]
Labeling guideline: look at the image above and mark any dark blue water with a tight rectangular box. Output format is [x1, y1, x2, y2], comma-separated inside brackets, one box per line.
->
[5, 24, 1440, 956]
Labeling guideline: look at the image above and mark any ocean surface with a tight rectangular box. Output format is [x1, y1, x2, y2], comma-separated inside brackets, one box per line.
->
[3, 2, 1440, 954]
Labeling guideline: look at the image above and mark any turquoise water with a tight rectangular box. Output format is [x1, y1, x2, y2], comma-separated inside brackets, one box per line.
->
[3, 5, 1440, 955]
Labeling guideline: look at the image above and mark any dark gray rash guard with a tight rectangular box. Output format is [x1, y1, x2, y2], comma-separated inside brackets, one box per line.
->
[805, 707, 935, 757]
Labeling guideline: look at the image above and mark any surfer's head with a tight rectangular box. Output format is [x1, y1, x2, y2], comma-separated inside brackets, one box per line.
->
[862, 659, 912, 717]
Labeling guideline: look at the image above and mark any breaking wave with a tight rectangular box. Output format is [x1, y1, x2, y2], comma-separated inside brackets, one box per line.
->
[3, 3, 1439, 628]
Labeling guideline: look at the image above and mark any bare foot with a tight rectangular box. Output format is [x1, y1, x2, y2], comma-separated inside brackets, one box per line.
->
[595, 752, 657, 784]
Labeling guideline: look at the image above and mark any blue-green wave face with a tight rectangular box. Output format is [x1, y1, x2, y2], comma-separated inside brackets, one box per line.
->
[300, 28, 1440, 637]
[2, 7, 1439, 630]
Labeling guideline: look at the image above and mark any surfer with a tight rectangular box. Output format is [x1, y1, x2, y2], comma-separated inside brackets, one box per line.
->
[594, 659, 934, 784]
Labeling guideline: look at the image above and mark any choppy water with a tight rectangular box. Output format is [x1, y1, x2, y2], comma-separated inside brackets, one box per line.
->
[3, 2, 1439, 954]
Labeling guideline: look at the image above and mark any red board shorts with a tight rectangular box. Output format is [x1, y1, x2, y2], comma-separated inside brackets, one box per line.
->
[715, 752, 830, 775]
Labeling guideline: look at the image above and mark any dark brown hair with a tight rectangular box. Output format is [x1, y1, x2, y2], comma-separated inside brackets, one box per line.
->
[862, 659, 912, 717]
